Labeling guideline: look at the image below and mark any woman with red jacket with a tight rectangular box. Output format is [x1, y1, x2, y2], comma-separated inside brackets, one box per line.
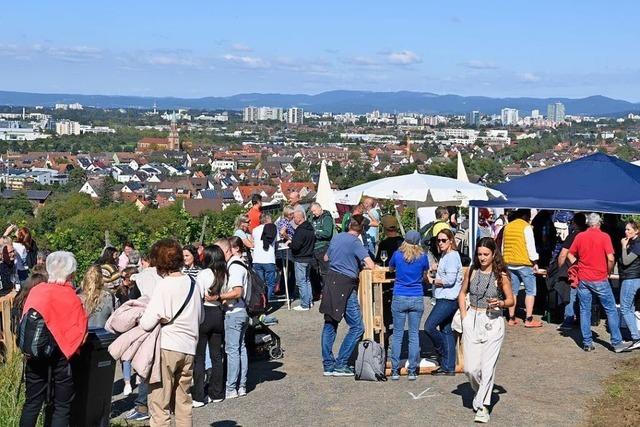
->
[19, 251, 88, 427]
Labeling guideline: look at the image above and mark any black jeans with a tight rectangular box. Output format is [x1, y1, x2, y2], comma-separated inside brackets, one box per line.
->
[20, 352, 74, 427]
[193, 305, 225, 401]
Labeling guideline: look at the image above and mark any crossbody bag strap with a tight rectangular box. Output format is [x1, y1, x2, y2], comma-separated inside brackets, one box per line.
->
[168, 276, 196, 324]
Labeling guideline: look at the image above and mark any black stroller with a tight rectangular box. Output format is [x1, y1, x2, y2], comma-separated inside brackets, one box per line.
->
[245, 315, 284, 360]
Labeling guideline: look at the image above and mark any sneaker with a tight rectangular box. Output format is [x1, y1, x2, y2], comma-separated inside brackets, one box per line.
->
[407, 371, 417, 381]
[124, 410, 150, 421]
[238, 387, 247, 397]
[225, 390, 239, 399]
[192, 397, 209, 408]
[524, 317, 543, 328]
[628, 339, 640, 351]
[474, 406, 490, 423]
[292, 305, 310, 311]
[583, 344, 596, 352]
[123, 383, 132, 396]
[390, 370, 400, 381]
[613, 341, 632, 353]
[332, 366, 355, 377]
[556, 322, 573, 331]
[323, 370, 334, 377]
[211, 398, 224, 403]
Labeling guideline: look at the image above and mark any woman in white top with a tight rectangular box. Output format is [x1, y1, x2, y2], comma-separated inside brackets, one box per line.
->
[192, 245, 228, 406]
[140, 239, 203, 427]
[213, 236, 250, 399]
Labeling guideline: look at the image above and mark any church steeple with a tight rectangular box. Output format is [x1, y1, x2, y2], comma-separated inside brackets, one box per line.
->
[167, 111, 180, 151]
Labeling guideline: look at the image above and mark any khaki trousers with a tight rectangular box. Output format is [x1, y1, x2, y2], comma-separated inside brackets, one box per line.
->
[149, 349, 195, 427]
[462, 308, 505, 411]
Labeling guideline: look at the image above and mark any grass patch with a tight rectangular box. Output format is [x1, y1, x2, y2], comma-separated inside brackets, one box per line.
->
[0, 353, 27, 427]
[587, 354, 640, 426]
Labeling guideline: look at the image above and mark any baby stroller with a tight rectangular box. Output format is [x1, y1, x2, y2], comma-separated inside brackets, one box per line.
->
[246, 315, 284, 360]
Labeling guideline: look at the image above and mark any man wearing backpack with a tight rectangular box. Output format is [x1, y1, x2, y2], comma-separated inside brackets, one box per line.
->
[420, 206, 451, 261]
[19, 251, 88, 427]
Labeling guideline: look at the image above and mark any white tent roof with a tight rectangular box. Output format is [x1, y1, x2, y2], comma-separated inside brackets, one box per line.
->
[314, 160, 338, 217]
[334, 170, 504, 206]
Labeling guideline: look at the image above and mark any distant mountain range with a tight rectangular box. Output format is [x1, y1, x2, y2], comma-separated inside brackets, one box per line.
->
[1, 90, 639, 116]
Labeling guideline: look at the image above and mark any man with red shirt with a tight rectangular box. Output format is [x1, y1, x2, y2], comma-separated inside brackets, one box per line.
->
[248, 194, 262, 232]
[568, 213, 629, 353]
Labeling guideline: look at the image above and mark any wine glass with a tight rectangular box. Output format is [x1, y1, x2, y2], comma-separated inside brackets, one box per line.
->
[380, 250, 388, 267]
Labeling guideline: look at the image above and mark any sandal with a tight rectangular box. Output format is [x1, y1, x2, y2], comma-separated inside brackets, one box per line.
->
[524, 317, 543, 328]
[507, 316, 519, 326]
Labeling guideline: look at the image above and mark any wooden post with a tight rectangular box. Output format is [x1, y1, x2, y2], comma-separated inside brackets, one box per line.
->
[0, 292, 17, 360]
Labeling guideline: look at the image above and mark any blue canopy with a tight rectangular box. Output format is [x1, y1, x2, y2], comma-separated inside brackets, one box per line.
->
[470, 153, 640, 214]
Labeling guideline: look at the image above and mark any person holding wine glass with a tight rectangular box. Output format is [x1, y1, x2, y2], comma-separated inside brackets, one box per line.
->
[375, 215, 404, 264]
[380, 250, 388, 267]
[457, 237, 514, 424]
[424, 229, 463, 376]
[388, 230, 429, 380]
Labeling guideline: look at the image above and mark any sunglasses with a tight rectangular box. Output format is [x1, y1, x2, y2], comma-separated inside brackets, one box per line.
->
[437, 238, 449, 243]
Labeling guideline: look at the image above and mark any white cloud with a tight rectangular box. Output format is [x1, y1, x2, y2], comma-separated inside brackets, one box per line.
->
[386, 50, 421, 65]
[222, 54, 269, 68]
[0, 43, 103, 62]
[520, 72, 541, 82]
[345, 56, 380, 67]
[460, 60, 499, 70]
[230, 43, 252, 52]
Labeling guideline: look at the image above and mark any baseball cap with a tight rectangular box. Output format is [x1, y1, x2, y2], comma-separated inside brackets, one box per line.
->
[404, 230, 421, 245]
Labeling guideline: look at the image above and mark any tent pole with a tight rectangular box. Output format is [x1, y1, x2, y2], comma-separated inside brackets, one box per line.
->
[469, 206, 478, 256]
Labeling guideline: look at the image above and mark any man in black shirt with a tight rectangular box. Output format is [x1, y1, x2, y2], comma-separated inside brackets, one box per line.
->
[557, 213, 586, 330]
[375, 215, 404, 264]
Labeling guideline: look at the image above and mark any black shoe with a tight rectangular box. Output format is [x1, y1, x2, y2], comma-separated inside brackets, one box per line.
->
[583, 344, 596, 352]
[430, 370, 455, 376]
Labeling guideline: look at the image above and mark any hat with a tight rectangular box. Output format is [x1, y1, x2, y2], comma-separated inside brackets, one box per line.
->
[381, 215, 399, 230]
[404, 230, 421, 245]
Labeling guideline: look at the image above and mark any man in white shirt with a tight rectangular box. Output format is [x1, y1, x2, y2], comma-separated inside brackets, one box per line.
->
[251, 213, 278, 301]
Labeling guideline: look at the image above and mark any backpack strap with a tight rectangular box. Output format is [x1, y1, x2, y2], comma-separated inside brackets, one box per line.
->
[167, 276, 195, 325]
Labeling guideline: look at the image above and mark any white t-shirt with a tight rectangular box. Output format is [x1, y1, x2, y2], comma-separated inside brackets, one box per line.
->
[251, 224, 276, 265]
[131, 267, 162, 298]
[224, 256, 247, 313]
[139, 274, 203, 355]
[196, 268, 222, 307]
[13, 242, 28, 271]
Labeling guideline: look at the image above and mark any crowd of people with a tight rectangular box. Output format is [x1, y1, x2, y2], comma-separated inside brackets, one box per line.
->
[8, 195, 640, 426]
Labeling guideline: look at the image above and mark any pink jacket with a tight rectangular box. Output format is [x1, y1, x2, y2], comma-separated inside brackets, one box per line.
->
[106, 297, 162, 384]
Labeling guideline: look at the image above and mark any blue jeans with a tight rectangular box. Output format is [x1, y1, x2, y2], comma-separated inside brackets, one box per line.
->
[134, 381, 148, 411]
[224, 309, 249, 392]
[577, 281, 622, 347]
[390, 295, 424, 373]
[294, 261, 312, 308]
[254, 263, 277, 300]
[424, 298, 458, 372]
[509, 266, 537, 297]
[620, 278, 640, 340]
[563, 287, 578, 324]
[321, 291, 364, 371]
[123, 360, 132, 382]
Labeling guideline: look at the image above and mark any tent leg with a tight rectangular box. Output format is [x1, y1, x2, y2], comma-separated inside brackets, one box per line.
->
[469, 207, 478, 255]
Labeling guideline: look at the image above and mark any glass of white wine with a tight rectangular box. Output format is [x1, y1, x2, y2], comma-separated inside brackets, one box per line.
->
[380, 250, 388, 267]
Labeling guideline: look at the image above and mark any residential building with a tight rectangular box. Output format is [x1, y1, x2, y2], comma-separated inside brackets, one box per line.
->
[466, 111, 481, 126]
[547, 102, 565, 123]
[55, 120, 81, 136]
[501, 108, 519, 126]
[287, 107, 304, 125]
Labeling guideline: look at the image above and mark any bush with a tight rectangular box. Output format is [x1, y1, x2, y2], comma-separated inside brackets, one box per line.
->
[0, 353, 42, 427]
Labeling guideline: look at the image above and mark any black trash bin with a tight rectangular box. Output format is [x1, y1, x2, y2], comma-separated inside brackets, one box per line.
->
[70, 328, 117, 427]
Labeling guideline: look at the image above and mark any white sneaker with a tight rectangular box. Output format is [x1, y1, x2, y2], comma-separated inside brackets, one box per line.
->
[238, 387, 247, 397]
[628, 339, 640, 351]
[474, 407, 490, 423]
[192, 397, 209, 408]
[293, 306, 310, 311]
[225, 390, 238, 399]
[123, 383, 132, 396]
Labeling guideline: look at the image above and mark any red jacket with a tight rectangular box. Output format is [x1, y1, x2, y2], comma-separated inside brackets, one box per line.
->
[23, 282, 88, 359]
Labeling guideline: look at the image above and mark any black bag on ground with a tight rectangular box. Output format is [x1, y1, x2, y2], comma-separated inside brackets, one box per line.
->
[230, 260, 267, 316]
[17, 308, 57, 359]
[354, 339, 387, 381]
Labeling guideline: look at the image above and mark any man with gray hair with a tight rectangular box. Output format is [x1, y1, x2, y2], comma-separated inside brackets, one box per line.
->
[288, 210, 316, 310]
[310, 202, 335, 293]
[568, 213, 629, 352]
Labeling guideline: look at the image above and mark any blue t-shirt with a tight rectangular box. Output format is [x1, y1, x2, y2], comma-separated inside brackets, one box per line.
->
[389, 251, 429, 297]
[327, 232, 370, 279]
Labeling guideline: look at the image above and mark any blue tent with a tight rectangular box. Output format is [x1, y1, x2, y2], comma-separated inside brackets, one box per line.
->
[470, 153, 640, 214]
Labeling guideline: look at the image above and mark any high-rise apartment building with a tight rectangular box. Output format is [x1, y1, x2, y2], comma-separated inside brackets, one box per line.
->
[243, 106, 284, 122]
[287, 107, 304, 125]
[501, 108, 519, 126]
[55, 119, 81, 135]
[466, 110, 481, 126]
[547, 102, 565, 123]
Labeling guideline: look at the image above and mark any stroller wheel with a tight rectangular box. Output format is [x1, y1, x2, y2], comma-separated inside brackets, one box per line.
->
[269, 345, 284, 359]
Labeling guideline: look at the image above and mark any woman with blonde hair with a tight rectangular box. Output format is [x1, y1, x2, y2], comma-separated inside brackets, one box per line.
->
[424, 228, 463, 376]
[388, 230, 429, 380]
[233, 214, 254, 249]
[79, 264, 115, 328]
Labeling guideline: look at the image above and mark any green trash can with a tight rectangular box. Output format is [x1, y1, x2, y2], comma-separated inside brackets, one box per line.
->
[70, 328, 117, 427]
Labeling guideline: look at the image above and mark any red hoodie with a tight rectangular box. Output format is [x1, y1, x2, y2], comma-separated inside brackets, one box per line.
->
[23, 282, 88, 359]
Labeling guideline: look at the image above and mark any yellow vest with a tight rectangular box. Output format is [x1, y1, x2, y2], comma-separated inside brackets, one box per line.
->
[502, 218, 532, 266]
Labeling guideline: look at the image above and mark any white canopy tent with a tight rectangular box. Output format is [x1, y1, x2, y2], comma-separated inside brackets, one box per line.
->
[314, 159, 339, 218]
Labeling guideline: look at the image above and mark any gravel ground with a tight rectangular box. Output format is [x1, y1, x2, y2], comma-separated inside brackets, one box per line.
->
[111, 300, 636, 427]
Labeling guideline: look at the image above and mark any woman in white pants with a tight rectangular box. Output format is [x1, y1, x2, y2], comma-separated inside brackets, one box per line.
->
[458, 237, 514, 424]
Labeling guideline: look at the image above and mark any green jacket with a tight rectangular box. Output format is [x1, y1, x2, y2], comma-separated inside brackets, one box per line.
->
[311, 210, 335, 250]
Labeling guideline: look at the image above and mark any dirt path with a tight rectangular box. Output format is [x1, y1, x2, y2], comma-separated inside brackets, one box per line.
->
[112, 301, 635, 426]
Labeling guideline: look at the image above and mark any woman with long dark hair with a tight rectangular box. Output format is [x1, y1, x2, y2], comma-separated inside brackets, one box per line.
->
[192, 245, 228, 406]
[98, 246, 121, 290]
[424, 229, 463, 376]
[458, 237, 514, 424]
[182, 244, 201, 280]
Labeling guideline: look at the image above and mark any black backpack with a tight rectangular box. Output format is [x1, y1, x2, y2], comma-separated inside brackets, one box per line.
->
[230, 260, 267, 316]
[17, 308, 57, 359]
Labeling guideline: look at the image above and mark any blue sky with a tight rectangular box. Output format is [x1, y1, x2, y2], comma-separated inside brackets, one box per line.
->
[2, 1, 640, 100]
